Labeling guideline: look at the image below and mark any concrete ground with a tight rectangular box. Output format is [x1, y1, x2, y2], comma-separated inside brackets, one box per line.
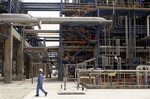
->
[0, 77, 150, 99]
[24, 81, 150, 99]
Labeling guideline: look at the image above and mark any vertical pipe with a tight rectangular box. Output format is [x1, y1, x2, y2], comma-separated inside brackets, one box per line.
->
[104, 29, 107, 69]
[133, 12, 136, 58]
[2, 56, 4, 77]
[110, 76, 112, 86]
[147, 15, 150, 36]
[104, 29, 107, 57]
[129, 12, 132, 67]
[94, 0, 97, 8]
[144, 71, 148, 86]
[32, 64, 33, 84]
[112, 0, 115, 15]
[136, 71, 139, 86]
[128, 12, 134, 68]
[125, 15, 128, 69]
[43, 38, 46, 47]
[106, 0, 108, 4]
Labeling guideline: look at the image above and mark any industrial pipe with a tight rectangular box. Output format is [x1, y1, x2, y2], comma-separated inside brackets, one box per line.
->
[147, 15, 150, 36]
[37, 17, 113, 24]
[0, 14, 112, 27]
[125, 15, 128, 59]
[0, 14, 41, 29]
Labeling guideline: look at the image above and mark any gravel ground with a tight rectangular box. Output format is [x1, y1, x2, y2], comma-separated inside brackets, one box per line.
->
[0, 78, 37, 99]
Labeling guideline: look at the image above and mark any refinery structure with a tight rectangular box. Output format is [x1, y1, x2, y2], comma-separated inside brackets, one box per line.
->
[0, 0, 150, 89]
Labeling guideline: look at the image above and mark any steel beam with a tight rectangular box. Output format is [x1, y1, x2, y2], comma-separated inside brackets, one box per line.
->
[21, 3, 61, 11]
[24, 29, 60, 33]
[73, 43, 91, 57]
[75, 30, 91, 42]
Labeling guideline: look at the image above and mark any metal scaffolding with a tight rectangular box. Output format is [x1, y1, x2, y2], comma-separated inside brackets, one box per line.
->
[0, 0, 150, 84]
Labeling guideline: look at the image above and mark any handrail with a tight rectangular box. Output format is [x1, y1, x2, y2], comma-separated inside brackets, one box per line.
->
[63, 2, 150, 11]
[78, 69, 150, 88]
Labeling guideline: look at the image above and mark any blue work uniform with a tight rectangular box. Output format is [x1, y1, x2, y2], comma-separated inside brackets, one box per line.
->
[36, 73, 47, 95]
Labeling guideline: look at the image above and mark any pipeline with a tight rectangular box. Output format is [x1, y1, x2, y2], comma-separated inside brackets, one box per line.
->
[0, 14, 41, 29]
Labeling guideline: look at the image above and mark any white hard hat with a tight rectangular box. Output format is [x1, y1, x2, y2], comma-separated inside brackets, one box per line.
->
[39, 69, 43, 72]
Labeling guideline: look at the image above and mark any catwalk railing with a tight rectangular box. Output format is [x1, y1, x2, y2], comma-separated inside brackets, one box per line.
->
[63, 2, 150, 11]
[77, 69, 150, 88]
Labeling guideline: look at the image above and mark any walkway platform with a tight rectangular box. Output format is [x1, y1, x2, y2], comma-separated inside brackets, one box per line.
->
[57, 89, 85, 95]
[23, 81, 150, 99]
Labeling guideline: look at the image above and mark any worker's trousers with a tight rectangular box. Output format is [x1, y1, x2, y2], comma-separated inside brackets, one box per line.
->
[36, 83, 46, 95]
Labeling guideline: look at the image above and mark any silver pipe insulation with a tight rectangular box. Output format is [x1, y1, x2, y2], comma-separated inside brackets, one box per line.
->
[0, 14, 34, 19]
[0, 14, 41, 29]
[0, 14, 112, 28]
[36, 17, 113, 24]
[147, 15, 150, 36]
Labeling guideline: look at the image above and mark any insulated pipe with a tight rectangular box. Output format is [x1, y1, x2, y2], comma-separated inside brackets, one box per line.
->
[0, 14, 112, 28]
[37, 17, 112, 24]
[106, 0, 108, 4]
[0, 14, 41, 29]
[0, 14, 35, 19]
[147, 15, 150, 36]
[125, 15, 128, 69]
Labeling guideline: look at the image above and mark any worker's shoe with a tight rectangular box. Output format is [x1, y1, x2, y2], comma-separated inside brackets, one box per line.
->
[45, 92, 48, 96]
[35, 95, 39, 97]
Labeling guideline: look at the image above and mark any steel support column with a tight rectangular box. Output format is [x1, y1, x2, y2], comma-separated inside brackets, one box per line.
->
[59, 0, 63, 81]
[59, 24, 63, 81]
[8, 0, 12, 13]
[60, 0, 63, 17]
[97, 8, 100, 68]
[128, 12, 134, 69]
[97, 25, 100, 68]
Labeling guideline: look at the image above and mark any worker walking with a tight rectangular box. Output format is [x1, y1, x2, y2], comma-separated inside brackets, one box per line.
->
[35, 69, 48, 97]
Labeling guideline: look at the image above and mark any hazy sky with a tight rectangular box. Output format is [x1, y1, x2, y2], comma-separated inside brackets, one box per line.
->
[23, 0, 73, 46]
[23, 0, 63, 46]
[28, 11, 60, 46]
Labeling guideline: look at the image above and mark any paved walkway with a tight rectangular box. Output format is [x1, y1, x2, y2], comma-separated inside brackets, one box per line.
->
[23, 81, 150, 99]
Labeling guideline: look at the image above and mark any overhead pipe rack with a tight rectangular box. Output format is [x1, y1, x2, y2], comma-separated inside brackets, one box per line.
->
[0, 13, 112, 81]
